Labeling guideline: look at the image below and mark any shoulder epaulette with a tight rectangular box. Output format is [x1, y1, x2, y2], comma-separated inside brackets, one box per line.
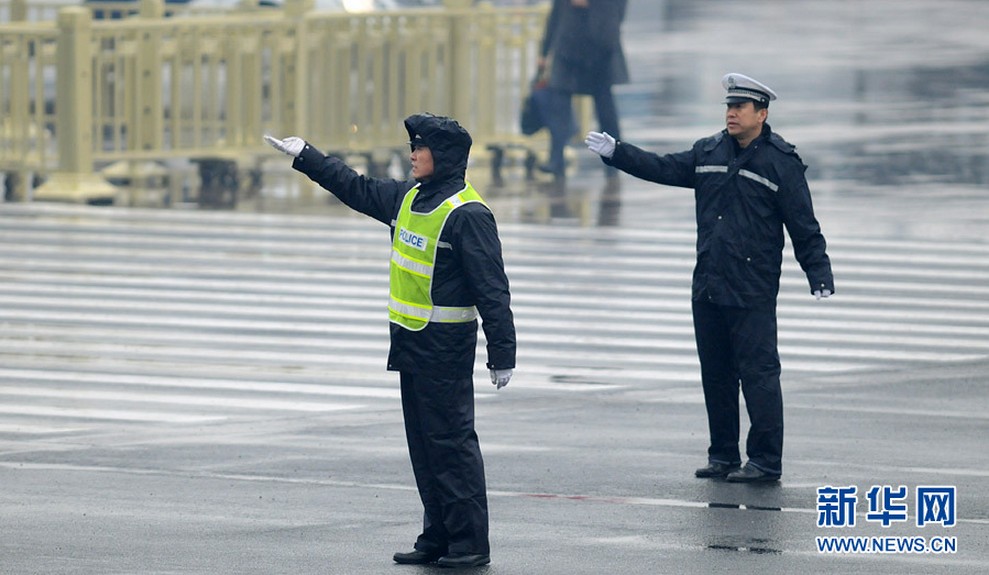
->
[768, 132, 795, 154]
[700, 131, 725, 152]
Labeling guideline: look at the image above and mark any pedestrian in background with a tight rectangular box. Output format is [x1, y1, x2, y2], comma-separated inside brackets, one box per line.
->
[538, 0, 628, 180]
[585, 74, 835, 483]
[265, 112, 516, 568]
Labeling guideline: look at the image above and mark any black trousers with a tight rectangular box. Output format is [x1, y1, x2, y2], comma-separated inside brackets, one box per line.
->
[692, 298, 784, 475]
[400, 372, 489, 556]
[547, 86, 621, 177]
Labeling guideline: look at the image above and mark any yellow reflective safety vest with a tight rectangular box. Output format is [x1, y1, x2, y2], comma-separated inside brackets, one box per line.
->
[388, 184, 486, 331]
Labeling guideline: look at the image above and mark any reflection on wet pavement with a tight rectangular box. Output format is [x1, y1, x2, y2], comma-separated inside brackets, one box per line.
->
[707, 542, 783, 555]
[477, 0, 989, 238]
[248, 1, 988, 243]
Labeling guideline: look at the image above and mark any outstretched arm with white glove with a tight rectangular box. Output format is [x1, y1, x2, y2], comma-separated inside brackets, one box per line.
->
[585, 131, 616, 159]
[264, 134, 306, 157]
[813, 289, 832, 301]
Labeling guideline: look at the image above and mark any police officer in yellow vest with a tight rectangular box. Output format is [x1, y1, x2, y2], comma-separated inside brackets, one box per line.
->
[265, 113, 515, 569]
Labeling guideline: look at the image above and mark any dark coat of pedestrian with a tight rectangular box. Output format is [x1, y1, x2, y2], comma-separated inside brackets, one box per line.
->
[541, 0, 629, 94]
[537, 0, 628, 178]
[264, 113, 516, 569]
[585, 74, 834, 483]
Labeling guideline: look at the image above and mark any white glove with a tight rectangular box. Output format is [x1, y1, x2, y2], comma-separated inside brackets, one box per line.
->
[264, 134, 305, 157]
[813, 289, 832, 300]
[490, 368, 513, 390]
[585, 131, 616, 158]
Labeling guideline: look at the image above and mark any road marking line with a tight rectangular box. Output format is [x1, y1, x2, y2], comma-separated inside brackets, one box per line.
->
[0, 405, 224, 423]
[0, 386, 366, 413]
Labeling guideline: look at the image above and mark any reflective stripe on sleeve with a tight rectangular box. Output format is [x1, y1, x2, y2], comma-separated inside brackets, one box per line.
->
[432, 305, 478, 322]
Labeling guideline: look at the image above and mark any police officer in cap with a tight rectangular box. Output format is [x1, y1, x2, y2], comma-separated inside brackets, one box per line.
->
[265, 113, 515, 567]
[585, 74, 834, 483]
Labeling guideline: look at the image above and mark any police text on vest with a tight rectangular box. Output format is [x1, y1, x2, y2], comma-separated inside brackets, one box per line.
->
[398, 227, 428, 251]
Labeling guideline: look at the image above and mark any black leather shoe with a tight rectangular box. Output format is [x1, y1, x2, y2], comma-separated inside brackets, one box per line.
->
[436, 553, 491, 568]
[393, 549, 444, 565]
[695, 462, 741, 478]
[726, 464, 780, 483]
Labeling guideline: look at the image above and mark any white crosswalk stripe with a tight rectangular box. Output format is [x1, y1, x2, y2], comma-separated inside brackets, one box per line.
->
[1, 202, 987, 434]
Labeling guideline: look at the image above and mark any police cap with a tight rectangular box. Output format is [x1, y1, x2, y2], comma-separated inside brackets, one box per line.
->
[722, 73, 777, 106]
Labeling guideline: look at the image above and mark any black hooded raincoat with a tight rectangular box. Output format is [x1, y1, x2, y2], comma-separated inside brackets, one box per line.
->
[291, 114, 516, 378]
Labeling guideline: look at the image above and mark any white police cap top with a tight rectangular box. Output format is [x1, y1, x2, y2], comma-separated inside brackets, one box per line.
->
[722, 73, 777, 105]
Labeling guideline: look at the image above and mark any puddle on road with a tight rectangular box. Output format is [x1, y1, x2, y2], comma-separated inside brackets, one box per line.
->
[707, 541, 783, 555]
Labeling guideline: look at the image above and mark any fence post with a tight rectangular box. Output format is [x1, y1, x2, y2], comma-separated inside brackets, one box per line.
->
[135, 0, 164, 152]
[32, 7, 117, 203]
[10, 0, 27, 21]
[138, 0, 164, 18]
[444, 0, 472, 123]
[284, 0, 313, 137]
[4, 0, 30, 200]
[284, 0, 314, 20]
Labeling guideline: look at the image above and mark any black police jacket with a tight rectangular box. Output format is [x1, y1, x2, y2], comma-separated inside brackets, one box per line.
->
[291, 114, 516, 378]
[606, 124, 834, 307]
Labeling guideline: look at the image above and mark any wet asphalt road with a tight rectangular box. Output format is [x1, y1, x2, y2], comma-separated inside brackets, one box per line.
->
[2, 1, 989, 573]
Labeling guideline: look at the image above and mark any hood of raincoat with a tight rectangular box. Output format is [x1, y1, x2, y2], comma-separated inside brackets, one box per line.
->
[404, 113, 472, 182]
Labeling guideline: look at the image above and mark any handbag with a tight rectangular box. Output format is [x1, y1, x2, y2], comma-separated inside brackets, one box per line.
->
[519, 57, 575, 138]
[520, 74, 549, 136]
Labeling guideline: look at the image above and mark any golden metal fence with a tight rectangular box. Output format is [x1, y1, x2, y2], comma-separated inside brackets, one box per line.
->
[0, 0, 566, 203]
